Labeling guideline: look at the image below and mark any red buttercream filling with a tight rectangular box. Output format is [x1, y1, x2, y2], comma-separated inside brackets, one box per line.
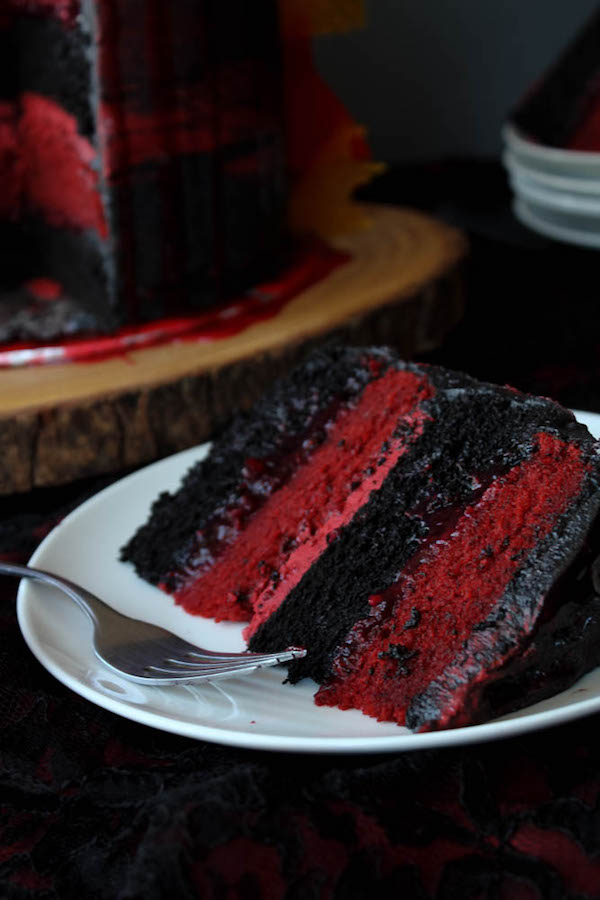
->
[172, 368, 434, 627]
[315, 432, 587, 727]
[0, 93, 107, 235]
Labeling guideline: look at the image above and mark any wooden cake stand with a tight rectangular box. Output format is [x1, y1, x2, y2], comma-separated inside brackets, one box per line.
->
[0, 205, 467, 494]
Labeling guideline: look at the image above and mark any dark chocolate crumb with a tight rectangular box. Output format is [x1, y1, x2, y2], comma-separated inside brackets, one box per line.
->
[379, 644, 419, 675]
[403, 607, 422, 630]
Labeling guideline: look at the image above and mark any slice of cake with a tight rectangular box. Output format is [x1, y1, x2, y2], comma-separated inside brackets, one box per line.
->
[121, 346, 600, 732]
[0, 0, 286, 341]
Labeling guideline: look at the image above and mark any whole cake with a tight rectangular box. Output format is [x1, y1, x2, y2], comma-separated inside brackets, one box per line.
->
[121, 346, 600, 732]
[0, 0, 286, 341]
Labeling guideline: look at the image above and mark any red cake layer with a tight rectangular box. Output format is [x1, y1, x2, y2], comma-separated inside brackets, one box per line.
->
[172, 368, 434, 625]
[0, 93, 106, 234]
[315, 432, 588, 727]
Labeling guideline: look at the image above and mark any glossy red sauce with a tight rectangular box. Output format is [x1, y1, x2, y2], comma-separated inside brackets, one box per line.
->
[315, 432, 587, 726]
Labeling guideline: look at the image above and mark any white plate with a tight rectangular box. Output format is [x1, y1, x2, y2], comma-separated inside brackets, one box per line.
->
[503, 150, 600, 195]
[511, 176, 600, 215]
[504, 123, 600, 177]
[16, 412, 600, 754]
[514, 197, 600, 248]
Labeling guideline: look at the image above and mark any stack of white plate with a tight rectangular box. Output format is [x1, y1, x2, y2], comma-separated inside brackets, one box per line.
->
[503, 123, 600, 248]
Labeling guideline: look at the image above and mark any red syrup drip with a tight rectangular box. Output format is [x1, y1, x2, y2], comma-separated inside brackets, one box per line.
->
[170, 368, 434, 627]
[315, 432, 588, 728]
[0, 244, 347, 367]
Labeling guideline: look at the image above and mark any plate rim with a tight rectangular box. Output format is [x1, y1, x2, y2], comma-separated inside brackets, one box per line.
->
[16, 411, 600, 754]
[503, 150, 600, 194]
[504, 123, 600, 167]
[509, 175, 600, 214]
[513, 198, 600, 248]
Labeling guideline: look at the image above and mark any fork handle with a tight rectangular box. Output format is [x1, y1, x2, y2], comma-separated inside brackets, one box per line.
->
[0, 561, 107, 626]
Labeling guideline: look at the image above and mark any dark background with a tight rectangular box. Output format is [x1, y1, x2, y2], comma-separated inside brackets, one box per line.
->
[319, 1, 600, 414]
[316, 0, 598, 161]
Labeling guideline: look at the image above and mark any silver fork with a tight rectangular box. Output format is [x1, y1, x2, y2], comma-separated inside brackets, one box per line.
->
[2, 562, 306, 685]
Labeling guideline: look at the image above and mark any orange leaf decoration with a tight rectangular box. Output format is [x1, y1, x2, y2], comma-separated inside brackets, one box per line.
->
[279, 0, 384, 239]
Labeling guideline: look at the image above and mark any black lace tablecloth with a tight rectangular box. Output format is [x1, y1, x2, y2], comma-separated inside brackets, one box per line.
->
[3, 163, 600, 899]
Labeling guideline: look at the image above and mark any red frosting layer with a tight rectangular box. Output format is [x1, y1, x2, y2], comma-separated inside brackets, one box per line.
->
[172, 368, 434, 626]
[0, 93, 107, 235]
[315, 432, 587, 727]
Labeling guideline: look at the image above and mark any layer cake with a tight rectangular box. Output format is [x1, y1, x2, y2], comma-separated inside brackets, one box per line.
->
[122, 346, 600, 731]
[0, 0, 286, 341]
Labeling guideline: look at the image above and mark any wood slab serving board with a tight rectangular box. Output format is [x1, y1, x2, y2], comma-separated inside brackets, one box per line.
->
[0, 205, 467, 494]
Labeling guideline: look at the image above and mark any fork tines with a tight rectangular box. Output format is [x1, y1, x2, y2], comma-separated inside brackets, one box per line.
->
[145, 647, 306, 680]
